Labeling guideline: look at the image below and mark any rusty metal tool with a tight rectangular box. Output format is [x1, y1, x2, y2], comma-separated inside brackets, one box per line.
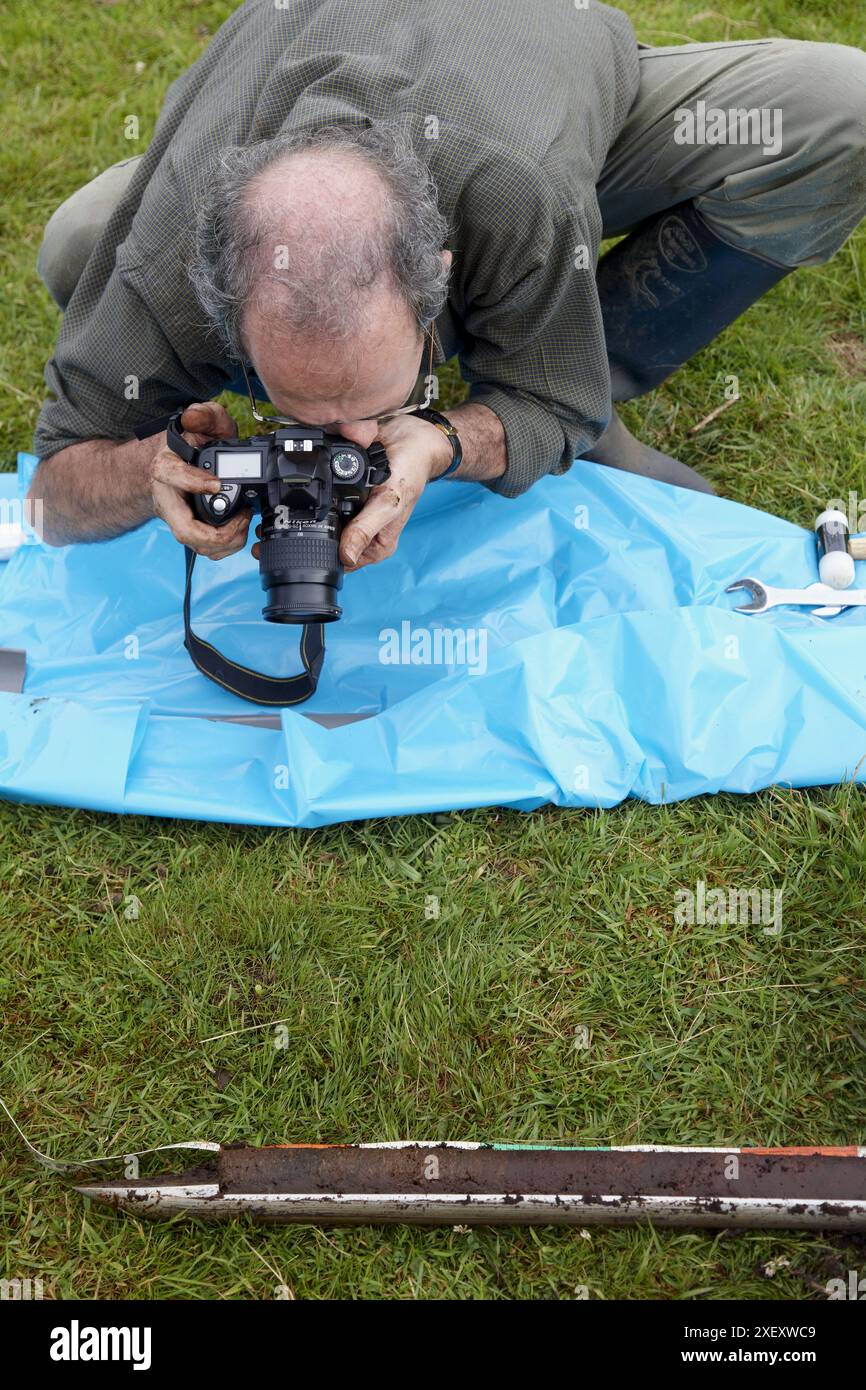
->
[76, 1141, 866, 1229]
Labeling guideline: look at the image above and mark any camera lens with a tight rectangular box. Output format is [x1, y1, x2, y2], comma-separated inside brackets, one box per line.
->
[258, 526, 343, 624]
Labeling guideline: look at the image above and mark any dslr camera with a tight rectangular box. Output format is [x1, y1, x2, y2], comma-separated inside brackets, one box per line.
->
[167, 415, 390, 624]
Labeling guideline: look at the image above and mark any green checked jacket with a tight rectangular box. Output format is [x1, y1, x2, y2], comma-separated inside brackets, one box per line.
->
[34, 0, 639, 497]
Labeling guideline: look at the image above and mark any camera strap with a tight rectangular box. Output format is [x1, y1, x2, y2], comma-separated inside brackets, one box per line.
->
[183, 547, 325, 706]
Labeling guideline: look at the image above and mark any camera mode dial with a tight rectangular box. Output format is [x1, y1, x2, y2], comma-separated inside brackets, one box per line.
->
[330, 449, 364, 483]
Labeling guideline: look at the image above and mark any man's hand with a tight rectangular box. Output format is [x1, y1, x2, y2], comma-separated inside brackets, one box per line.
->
[28, 399, 504, 552]
[338, 415, 452, 570]
[151, 401, 253, 560]
[249, 414, 451, 570]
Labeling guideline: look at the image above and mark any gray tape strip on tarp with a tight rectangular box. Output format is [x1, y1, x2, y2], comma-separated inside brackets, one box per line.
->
[0, 655, 370, 722]
[0, 648, 26, 694]
[207, 711, 373, 730]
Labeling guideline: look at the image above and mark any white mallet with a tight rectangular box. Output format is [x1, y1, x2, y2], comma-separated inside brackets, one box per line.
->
[815, 509, 856, 589]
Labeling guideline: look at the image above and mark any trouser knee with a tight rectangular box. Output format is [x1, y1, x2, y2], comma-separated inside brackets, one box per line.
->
[36, 156, 142, 309]
[697, 39, 866, 267]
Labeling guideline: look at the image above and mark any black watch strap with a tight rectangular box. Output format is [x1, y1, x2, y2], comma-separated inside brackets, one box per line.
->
[416, 408, 462, 477]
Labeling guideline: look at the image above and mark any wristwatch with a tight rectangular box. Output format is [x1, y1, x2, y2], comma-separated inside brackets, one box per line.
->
[417, 407, 462, 479]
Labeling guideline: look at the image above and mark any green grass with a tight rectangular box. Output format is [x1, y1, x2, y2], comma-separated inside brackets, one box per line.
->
[1, 0, 865, 1300]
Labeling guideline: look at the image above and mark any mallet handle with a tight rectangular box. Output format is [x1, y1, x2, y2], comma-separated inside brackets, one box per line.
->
[849, 537, 866, 560]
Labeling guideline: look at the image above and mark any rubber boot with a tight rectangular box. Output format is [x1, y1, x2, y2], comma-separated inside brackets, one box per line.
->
[598, 200, 791, 401]
[587, 201, 791, 492]
[582, 408, 716, 494]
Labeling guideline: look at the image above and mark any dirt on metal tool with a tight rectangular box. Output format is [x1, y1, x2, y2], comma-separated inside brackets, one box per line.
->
[76, 1142, 866, 1229]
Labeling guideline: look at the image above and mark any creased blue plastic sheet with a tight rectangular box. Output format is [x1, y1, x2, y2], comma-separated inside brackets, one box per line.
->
[1, 450, 865, 827]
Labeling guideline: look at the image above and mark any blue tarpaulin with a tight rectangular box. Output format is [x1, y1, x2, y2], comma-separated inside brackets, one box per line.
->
[1, 451, 864, 827]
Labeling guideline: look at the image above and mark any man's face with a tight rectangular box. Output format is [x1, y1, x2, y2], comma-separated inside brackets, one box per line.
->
[243, 294, 426, 449]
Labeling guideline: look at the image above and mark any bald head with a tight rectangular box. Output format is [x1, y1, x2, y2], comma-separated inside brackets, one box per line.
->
[242, 145, 411, 344]
[189, 123, 450, 430]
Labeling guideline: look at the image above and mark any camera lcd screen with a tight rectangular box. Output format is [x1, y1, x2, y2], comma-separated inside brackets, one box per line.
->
[216, 451, 263, 480]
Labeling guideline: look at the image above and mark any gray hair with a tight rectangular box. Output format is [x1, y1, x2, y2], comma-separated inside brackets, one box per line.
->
[188, 123, 450, 360]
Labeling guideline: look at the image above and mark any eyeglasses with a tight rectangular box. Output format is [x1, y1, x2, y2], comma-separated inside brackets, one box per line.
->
[239, 325, 437, 430]
[376, 325, 436, 424]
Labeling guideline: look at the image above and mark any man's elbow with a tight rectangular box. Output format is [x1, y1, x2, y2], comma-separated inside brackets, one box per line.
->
[27, 454, 67, 546]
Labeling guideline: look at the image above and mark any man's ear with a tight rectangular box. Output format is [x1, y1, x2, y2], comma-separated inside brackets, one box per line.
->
[442, 249, 453, 271]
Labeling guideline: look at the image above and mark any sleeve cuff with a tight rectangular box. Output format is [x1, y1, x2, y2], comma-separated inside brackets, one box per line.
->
[467, 385, 588, 499]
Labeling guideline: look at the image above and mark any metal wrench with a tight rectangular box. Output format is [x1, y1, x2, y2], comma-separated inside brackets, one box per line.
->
[724, 577, 866, 616]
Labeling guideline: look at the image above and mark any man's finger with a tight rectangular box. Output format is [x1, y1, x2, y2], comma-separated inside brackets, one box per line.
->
[180, 400, 238, 441]
[153, 449, 221, 494]
[345, 515, 406, 571]
[154, 483, 251, 558]
[172, 511, 250, 559]
[339, 482, 410, 566]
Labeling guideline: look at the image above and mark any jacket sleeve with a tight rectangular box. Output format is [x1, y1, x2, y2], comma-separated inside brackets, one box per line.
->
[454, 169, 611, 498]
[33, 240, 228, 461]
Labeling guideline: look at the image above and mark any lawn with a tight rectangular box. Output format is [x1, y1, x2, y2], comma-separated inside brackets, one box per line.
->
[0, 0, 864, 1300]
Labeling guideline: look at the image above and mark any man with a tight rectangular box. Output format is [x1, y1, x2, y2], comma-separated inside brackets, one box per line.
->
[32, 1, 866, 576]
